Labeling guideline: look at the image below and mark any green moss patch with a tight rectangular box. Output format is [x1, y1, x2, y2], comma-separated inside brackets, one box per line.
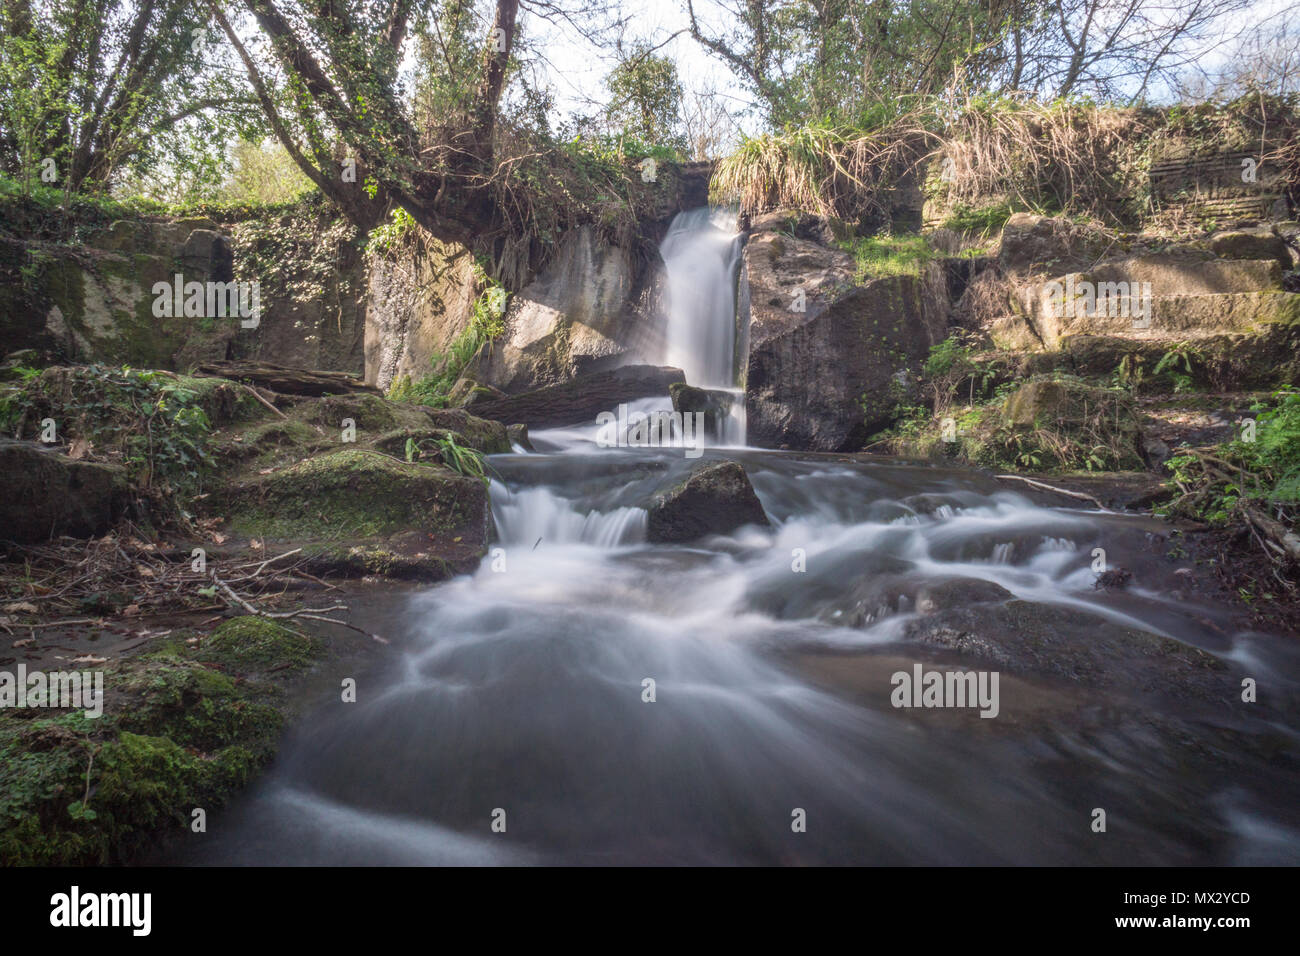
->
[199, 616, 316, 670]
[0, 614, 320, 865]
[217, 448, 487, 539]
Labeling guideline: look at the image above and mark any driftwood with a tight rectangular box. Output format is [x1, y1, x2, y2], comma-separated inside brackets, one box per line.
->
[1242, 504, 1300, 561]
[195, 361, 379, 396]
[994, 474, 1112, 511]
[470, 365, 685, 429]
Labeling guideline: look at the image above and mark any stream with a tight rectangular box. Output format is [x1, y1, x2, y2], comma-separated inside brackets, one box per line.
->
[164, 208, 1300, 866]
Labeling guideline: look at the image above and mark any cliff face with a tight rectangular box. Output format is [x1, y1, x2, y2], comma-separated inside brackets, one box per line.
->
[0, 162, 714, 388]
[1, 205, 368, 374]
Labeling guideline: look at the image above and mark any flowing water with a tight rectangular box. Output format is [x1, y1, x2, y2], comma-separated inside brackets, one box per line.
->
[168, 427, 1300, 866]
[166, 208, 1300, 866]
[661, 207, 747, 446]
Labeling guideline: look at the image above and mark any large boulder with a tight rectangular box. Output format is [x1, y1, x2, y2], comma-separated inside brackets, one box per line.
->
[0, 440, 129, 543]
[904, 600, 1229, 702]
[646, 460, 769, 542]
[742, 223, 949, 450]
[471, 226, 663, 393]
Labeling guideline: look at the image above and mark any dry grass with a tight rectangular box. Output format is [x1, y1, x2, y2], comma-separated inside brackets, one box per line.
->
[711, 120, 928, 223]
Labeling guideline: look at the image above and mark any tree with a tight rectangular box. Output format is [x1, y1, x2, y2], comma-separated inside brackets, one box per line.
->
[682, 0, 1270, 125]
[603, 41, 687, 149]
[0, 0, 257, 194]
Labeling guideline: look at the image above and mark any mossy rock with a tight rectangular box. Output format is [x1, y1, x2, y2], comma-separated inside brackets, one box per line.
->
[199, 616, 316, 671]
[217, 419, 325, 465]
[0, 616, 321, 865]
[308, 393, 403, 433]
[218, 448, 488, 540]
[422, 406, 511, 453]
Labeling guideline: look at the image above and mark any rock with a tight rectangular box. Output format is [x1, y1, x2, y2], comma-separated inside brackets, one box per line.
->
[180, 229, 233, 279]
[669, 382, 736, 440]
[646, 460, 769, 542]
[1142, 435, 1171, 469]
[448, 377, 507, 407]
[903, 600, 1229, 701]
[421, 407, 511, 453]
[469, 226, 664, 393]
[468, 364, 685, 431]
[506, 423, 533, 451]
[0, 439, 129, 543]
[215, 447, 488, 561]
[742, 222, 949, 450]
[998, 213, 1113, 273]
[1210, 228, 1291, 272]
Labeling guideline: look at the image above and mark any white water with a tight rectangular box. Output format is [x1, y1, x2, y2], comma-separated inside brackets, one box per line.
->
[166, 215, 1300, 867]
[174, 443, 1300, 865]
[661, 207, 747, 445]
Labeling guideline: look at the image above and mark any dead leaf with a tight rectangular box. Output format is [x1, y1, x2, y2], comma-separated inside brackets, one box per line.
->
[210, 531, 228, 545]
[68, 437, 91, 460]
[3, 602, 38, 614]
[13, 638, 35, 648]
[71, 655, 107, 664]
[138, 566, 156, 578]
[122, 604, 141, 616]
[250, 539, 263, 551]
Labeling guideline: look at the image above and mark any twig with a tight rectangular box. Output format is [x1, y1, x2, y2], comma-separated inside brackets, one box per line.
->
[14, 618, 100, 629]
[240, 384, 287, 419]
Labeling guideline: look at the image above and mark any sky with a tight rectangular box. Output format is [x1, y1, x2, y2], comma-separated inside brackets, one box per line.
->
[515, 0, 1300, 137]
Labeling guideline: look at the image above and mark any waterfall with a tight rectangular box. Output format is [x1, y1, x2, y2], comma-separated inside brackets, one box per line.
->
[660, 206, 747, 445]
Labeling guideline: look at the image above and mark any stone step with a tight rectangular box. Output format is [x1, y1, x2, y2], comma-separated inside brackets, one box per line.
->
[993, 290, 1300, 350]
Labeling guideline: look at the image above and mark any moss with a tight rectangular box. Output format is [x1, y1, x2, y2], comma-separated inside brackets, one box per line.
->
[0, 612, 323, 865]
[836, 233, 934, 282]
[310, 393, 401, 432]
[172, 374, 265, 426]
[200, 616, 316, 670]
[221, 448, 483, 538]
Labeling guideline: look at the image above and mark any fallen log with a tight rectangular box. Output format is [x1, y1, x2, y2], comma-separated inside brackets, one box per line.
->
[470, 365, 686, 430]
[195, 361, 379, 396]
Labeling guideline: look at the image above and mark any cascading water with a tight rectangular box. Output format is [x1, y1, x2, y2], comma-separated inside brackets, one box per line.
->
[167, 428, 1300, 866]
[660, 206, 747, 446]
[161, 210, 1300, 868]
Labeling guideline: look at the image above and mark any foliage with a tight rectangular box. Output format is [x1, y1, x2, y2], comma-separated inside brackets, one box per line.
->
[12, 366, 212, 516]
[406, 433, 489, 482]
[1164, 389, 1300, 524]
[1153, 341, 1204, 393]
[941, 201, 1014, 236]
[711, 119, 925, 223]
[837, 233, 934, 282]
[602, 43, 687, 151]
[218, 139, 315, 207]
[0, 0, 260, 197]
